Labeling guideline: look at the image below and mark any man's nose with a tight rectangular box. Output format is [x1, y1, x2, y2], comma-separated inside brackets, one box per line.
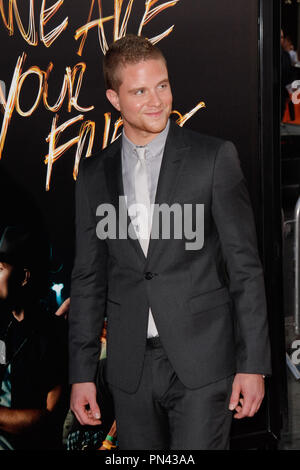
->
[148, 89, 162, 107]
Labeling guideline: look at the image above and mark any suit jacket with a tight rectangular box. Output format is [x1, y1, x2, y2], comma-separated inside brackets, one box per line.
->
[69, 120, 271, 393]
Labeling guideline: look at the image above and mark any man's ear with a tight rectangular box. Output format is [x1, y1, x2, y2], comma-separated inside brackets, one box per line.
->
[22, 269, 30, 287]
[106, 89, 120, 111]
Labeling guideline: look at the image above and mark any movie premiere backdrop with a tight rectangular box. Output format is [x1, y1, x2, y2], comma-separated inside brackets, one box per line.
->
[0, 0, 285, 447]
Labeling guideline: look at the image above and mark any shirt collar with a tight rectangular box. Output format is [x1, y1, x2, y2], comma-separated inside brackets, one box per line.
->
[122, 119, 170, 160]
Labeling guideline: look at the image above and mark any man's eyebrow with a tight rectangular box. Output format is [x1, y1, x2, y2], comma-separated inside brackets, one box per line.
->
[128, 85, 145, 93]
[157, 78, 169, 85]
[129, 78, 169, 92]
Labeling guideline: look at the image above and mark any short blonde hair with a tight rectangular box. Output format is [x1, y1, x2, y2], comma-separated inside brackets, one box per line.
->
[103, 34, 166, 91]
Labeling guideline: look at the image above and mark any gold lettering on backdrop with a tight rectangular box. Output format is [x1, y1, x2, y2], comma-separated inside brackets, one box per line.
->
[0, 0, 13, 34]
[44, 115, 95, 190]
[138, 0, 179, 43]
[114, 0, 134, 41]
[172, 102, 206, 127]
[12, 0, 37, 45]
[75, 0, 113, 56]
[16, 66, 44, 116]
[40, 0, 68, 47]
[0, 0, 37, 44]
[0, 52, 26, 159]
[45, 114, 84, 191]
[0, 0, 67, 46]
[43, 62, 69, 113]
[44, 62, 95, 113]
[102, 113, 123, 150]
[75, 0, 179, 56]
[102, 112, 112, 150]
[66, 63, 94, 113]
[0, 0, 179, 49]
[110, 116, 123, 143]
[73, 120, 95, 179]
[0, 54, 94, 159]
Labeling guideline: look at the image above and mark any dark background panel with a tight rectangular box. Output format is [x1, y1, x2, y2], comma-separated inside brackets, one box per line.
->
[281, 0, 298, 46]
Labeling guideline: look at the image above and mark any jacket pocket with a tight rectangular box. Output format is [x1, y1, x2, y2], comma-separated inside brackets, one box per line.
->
[189, 287, 231, 315]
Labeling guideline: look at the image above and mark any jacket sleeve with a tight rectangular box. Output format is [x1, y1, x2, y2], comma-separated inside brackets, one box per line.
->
[68, 160, 108, 384]
[212, 141, 271, 376]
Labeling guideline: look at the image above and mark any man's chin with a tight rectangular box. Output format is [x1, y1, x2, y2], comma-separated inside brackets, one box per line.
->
[143, 118, 169, 135]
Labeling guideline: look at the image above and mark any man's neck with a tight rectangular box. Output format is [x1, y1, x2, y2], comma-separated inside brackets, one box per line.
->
[123, 120, 170, 147]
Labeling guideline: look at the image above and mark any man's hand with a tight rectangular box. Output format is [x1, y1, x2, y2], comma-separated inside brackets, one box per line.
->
[70, 382, 101, 426]
[229, 373, 265, 419]
[55, 297, 70, 319]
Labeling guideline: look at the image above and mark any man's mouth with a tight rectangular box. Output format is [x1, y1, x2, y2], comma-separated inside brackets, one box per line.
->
[145, 109, 164, 118]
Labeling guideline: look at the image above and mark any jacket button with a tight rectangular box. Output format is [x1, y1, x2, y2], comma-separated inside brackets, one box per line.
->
[144, 272, 154, 280]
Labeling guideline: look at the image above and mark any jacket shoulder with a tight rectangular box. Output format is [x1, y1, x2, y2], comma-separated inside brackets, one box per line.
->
[177, 123, 229, 151]
[79, 138, 121, 173]
[172, 123, 238, 166]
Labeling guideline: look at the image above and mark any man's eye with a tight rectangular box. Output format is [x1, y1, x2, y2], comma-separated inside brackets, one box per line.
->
[135, 89, 144, 95]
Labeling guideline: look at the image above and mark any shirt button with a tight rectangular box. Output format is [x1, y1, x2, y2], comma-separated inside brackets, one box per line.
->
[144, 272, 154, 280]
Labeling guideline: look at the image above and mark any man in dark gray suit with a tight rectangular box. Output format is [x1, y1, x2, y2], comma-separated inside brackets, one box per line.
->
[69, 35, 271, 450]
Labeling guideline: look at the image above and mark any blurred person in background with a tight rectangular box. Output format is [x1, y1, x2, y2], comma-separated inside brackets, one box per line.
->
[0, 226, 68, 450]
[282, 34, 298, 66]
[281, 29, 294, 120]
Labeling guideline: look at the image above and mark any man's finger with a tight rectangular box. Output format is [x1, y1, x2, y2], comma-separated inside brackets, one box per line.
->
[234, 394, 256, 419]
[255, 398, 264, 414]
[246, 402, 258, 417]
[251, 397, 264, 416]
[89, 397, 101, 420]
[252, 394, 264, 416]
[55, 298, 70, 317]
[229, 384, 241, 411]
[74, 405, 101, 426]
[242, 390, 264, 417]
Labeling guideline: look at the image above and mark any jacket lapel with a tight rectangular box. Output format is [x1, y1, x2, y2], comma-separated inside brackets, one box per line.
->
[104, 141, 146, 261]
[146, 122, 191, 263]
[103, 144, 123, 209]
